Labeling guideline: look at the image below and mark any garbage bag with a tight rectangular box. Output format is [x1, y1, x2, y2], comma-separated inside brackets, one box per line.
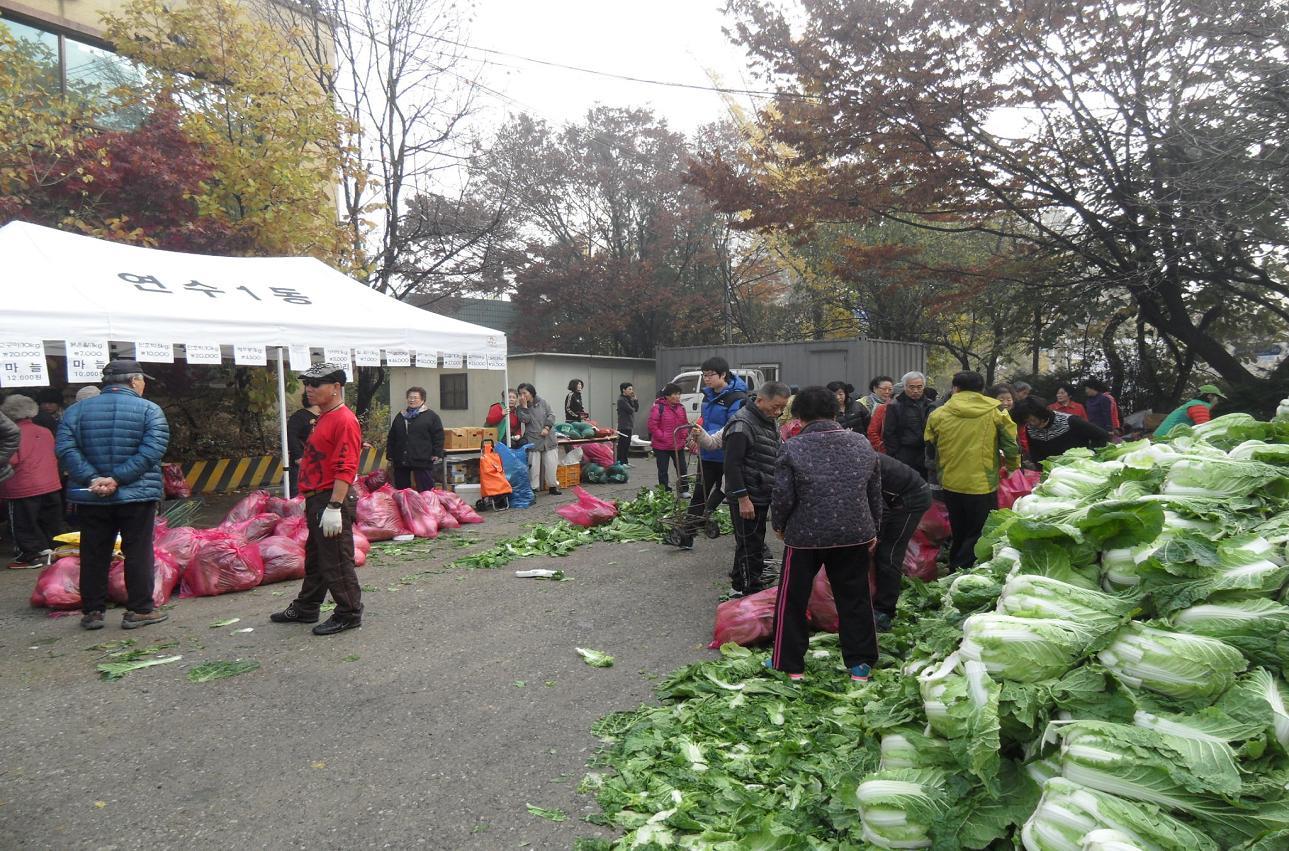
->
[181, 531, 265, 597]
[223, 490, 271, 525]
[494, 441, 533, 509]
[108, 550, 180, 608]
[555, 486, 618, 528]
[226, 512, 280, 542]
[391, 488, 441, 539]
[155, 522, 200, 574]
[919, 500, 952, 544]
[266, 496, 305, 518]
[708, 587, 779, 648]
[583, 463, 607, 484]
[997, 468, 1042, 510]
[355, 486, 410, 541]
[361, 468, 389, 492]
[433, 489, 483, 524]
[604, 463, 629, 484]
[162, 463, 191, 499]
[903, 530, 942, 582]
[273, 514, 309, 544]
[257, 535, 306, 585]
[31, 557, 83, 610]
[580, 441, 615, 468]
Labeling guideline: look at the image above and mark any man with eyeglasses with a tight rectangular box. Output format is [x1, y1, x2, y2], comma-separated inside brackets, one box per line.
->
[57, 359, 170, 631]
[271, 362, 364, 635]
[681, 357, 748, 548]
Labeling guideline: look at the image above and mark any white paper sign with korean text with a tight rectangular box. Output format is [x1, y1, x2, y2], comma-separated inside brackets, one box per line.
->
[442, 353, 464, 369]
[66, 340, 109, 382]
[413, 350, 436, 368]
[288, 345, 312, 371]
[385, 349, 411, 367]
[234, 344, 266, 366]
[134, 342, 175, 363]
[466, 353, 486, 369]
[485, 352, 506, 371]
[0, 340, 47, 388]
[323, 347, 349, 368]
[353, 347, 381, 367]
[184, 343, 222, 364]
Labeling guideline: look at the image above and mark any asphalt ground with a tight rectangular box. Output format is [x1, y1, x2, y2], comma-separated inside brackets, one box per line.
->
[0, 461, 755, 849]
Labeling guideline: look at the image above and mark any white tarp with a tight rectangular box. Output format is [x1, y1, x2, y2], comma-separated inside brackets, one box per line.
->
[0, 221, 506, 369]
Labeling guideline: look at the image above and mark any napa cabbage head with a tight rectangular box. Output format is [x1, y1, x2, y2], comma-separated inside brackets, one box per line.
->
[1020, 777, 1218, 851]
[1097, 623, 1246, 703]
[959, 614, 1100, 682]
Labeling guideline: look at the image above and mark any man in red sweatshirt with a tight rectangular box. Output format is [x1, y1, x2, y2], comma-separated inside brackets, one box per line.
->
[271, 363, 364, 635]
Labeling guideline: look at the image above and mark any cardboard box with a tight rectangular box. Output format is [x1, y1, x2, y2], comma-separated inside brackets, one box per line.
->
[444, 427, 470, 449]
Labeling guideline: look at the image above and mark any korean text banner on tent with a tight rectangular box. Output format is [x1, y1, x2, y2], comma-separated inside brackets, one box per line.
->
[0, 222, 505, 357]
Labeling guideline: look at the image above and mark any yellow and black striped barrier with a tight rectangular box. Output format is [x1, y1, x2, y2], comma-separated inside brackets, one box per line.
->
[181, 446, 386, 494]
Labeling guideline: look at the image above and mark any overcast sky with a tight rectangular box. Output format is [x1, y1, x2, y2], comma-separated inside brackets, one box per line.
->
[463, 0, 762, 135]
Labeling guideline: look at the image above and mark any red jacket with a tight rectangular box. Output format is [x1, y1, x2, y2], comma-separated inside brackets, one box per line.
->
[298, 405, 362, 492]
[647, 398, 690, 450]
[0, 419, 61, 499]
[485, 403, 520, 438]
[1050, 401, 1087, 419]
[867, 403, 889, 453]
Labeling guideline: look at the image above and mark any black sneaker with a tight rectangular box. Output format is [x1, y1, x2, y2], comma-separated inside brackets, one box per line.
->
[270, 604, 319, 624]
[874, 611, 894, 633]
[312, 616, 361, 636]
[80, 611, 105, 630]
[549, 487, 562, 496]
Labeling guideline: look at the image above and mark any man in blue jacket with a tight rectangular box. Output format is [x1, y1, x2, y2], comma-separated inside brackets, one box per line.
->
[57, 359, 170, 631]
[680, 356, 747, 549]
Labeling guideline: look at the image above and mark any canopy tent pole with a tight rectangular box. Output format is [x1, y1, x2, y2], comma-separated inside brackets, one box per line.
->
[502, 362, 510, 443]
[275, 347, 291, 498]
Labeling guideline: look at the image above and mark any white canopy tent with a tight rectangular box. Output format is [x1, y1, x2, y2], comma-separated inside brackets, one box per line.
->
[0, 221, 508, 495]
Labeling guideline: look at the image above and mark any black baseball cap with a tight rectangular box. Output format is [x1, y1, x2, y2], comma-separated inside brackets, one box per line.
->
[299, 361, 347, 385]
[103, 359, 156, 380]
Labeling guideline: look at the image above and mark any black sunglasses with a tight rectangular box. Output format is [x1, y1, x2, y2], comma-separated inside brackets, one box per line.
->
[302, 379, 326, 388]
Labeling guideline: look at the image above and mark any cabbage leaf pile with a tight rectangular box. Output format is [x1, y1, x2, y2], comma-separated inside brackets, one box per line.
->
[578, 414, 1289, 849]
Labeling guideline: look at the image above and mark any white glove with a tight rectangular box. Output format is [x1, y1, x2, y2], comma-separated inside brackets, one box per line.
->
[320, 505, 343, 538]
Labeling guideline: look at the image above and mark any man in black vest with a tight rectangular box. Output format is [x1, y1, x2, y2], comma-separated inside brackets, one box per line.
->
[882, 371, 934, 479]
[723, 381, 791, 597]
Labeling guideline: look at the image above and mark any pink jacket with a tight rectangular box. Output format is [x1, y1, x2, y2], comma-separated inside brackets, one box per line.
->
[0, 419, 61, 499]
[647, 398, 690, 450]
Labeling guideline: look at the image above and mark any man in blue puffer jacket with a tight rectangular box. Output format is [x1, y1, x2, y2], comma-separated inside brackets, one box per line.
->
[679, 356, 747, 549]
[57, 359, 170, 631]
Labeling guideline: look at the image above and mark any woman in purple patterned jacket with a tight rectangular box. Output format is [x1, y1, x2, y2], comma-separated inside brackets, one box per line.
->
[768, 385, 884, 684]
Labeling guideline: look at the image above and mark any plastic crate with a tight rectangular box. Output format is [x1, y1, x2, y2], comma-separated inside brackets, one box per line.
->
[556, 464, 581, 489]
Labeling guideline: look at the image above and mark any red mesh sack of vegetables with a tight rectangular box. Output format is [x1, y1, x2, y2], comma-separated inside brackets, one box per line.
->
[30, 557, 83, 610]
[181, 531, 265, 597]
[257, 535, 306, 585]
[273, 514, 309, 544]
[432, 488, 483, 524]
[902, 529, 941, 582]
[108, 550, 180, 608]
[919, 501, 951, 544]
[162, 463, 191, 499]
[352, 528, 370, 555]
[155, 522, 200, 574]
[997, 468, 1041, 509]
[423, 491, 459, 529]
[355, 486, 410, 541]
[391, 488, 440, 539]
[361, 469, 389, 492]
[226, 512, 280, 542]
[708, 587, 779, 648]
[266, 496, 305, 517]
[223, 490, 271, 525]
[804, 566, 877, 633]
[353, 545, 367, 568]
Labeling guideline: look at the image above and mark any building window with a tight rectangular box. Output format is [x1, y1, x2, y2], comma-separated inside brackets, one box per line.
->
[439, 374, 468, 410]
[2, 15, 146, 129]
[745, 363, 780, 382]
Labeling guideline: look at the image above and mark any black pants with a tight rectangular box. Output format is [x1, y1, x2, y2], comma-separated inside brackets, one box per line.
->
[873, 496, 932, 617]
[7, 491, 62, 561]
[685, 460, 725, 525]
[392, 465, 436, 491]
[943, 490, 996, 570]
[294, 492, 363, 621]
[772, 544, 877, 674]
[654, 450, 688, 490]
[729, 501, 769, 593]
[616, 433, 632, 465]
[79, 501, 157, 615]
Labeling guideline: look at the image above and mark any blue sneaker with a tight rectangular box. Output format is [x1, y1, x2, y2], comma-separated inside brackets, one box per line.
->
[850, 664, 872, 683]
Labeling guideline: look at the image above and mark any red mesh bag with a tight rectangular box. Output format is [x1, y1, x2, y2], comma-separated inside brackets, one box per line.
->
[108, 550, 180, 608]
[162, 463, 191, 499]
[181, 531, 265, 597]
[391, 488, 441, 539]
[355, 486, 410, 541]
[903, 531, 941, 582]
[360, 469, 389, 492]
[354, 545, 367, 568]
[154, 523, 200, 574]
[432, 488, 483, 524]
[919, 501, 952, 544]
[708, 587, 779, 648]
[266, 496, 305, 517]
[226, 513, 280, 542]
[257, 535, 306, 585]
[580, 441, 615, 468]
[555, 486, 618, 528]
[273, 514, 309, 544]
[31, 557, 83, 610]
[803, 565, 878, 633]
[352, 528, 371, 555]
[223, 490, 271, 525]
[997, 468, 1042, 509]
[424, 491, 459, 529]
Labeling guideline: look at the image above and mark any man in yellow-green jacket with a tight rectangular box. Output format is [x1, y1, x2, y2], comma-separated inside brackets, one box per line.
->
[924, 371, 1020, 570]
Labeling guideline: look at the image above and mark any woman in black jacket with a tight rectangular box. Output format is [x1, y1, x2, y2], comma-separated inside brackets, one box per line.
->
[564, 379, 588, 422]
[386, 386, 445, 492]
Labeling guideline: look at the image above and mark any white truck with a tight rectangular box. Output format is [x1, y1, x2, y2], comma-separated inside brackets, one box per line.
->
[669, 368, 766, 424]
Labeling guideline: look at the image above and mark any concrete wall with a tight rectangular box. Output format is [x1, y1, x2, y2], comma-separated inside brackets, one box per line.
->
[386, 367, 508, 432]
[655, 339, 928, 397]
[507, 353, 657, 437]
